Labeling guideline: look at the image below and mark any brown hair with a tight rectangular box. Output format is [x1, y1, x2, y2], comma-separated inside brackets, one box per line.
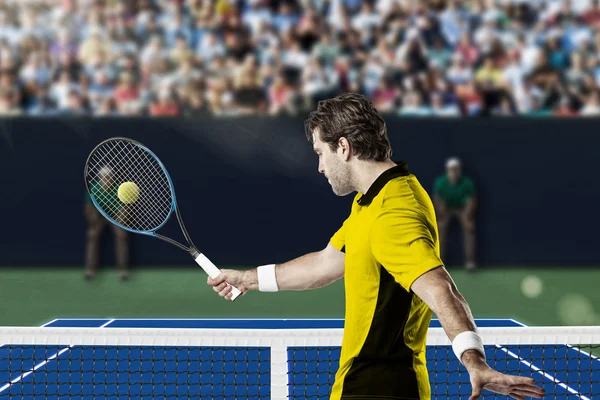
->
[304, 93, 392, 161]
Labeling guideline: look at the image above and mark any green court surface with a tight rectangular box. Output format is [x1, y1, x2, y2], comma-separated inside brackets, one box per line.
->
[1, 267, 599, 327]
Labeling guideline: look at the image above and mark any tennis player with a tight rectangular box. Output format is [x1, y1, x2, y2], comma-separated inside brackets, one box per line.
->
[207, 93, 545, 400]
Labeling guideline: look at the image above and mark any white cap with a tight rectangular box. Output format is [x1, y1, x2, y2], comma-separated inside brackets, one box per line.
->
[446, 157, 461, 169]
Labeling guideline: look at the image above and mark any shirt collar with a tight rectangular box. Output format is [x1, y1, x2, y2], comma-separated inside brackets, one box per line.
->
[357, 161, 410, 206]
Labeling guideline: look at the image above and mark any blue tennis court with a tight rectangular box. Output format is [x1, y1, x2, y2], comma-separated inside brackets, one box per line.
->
[0, 318, 598, 399]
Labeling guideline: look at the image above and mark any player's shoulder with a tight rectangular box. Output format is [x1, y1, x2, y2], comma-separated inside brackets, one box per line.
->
[378, 177, 420, 208]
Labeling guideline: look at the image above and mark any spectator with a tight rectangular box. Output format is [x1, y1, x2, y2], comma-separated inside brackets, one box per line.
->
[399, 92, 432, 116]
[395, 29, 429, 75]
[49, 29, 78, 61]
[447, 54, 473, 86]
[580, 90, 600, 115]
[150, 89, 181, 117]
[27, 85, 58, 116]
[113, 72, 141, 109]
[78, 26, 109, 67]
[268, 73, 297, 115]
[554, 96, 579, 116]
[59, 90, 88, 115]
[0, 89, 21, 116]
[0, 0, 598, 116]
[431, 92, 460, 116]
[455, 80, 483, 115]
[84, 166, 129, 281]
[582, 0, 600, 27]
[456, 32, 479, 66]
[183, 87, 210, 117]
[475, 56, 505, 88]
[371, 78, 400, 112]
[169, 34, 193, 66]
[428, 37, 453, 70]
[433, 157, 477, 271]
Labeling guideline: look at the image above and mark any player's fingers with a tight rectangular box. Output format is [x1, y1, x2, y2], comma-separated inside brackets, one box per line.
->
[207, 274, 227, 286]
[511, 384, 545, 397]
[508, 393, 526, 400]
[212, 282, 228, 293]
[218, 285, 232, 297]
[508, 376, 535, 386]
[512, 383, 544, 392]
[511, 388, 544, 398]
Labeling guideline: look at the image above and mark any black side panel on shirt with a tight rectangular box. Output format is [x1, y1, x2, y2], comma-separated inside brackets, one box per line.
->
[341, 266, 419, 399]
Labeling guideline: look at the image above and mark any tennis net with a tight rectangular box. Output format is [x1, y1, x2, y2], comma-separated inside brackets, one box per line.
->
[0, 326, 598, 399]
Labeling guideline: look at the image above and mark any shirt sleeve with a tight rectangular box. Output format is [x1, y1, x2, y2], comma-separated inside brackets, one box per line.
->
[370, 209, 443, 292]
[329, 216, 349, 253]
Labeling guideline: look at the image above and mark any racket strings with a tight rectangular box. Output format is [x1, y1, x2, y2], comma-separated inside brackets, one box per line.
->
[90, 143, 170, 230]
[94, 142, 171, 229]
[93, 143, 171, 227]
[89, 144, 169, 230]
[86, 139, 173, 232]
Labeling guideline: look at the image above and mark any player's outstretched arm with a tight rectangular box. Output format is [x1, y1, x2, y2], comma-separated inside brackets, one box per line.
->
[207, 243, 344, 299]
[411, 268, 545, 400]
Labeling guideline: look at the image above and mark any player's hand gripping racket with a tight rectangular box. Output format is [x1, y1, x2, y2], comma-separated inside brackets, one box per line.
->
[84, 137, 242, 301]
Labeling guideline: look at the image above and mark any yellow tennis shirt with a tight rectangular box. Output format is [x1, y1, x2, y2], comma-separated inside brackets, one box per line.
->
[329, 161, 444, 400]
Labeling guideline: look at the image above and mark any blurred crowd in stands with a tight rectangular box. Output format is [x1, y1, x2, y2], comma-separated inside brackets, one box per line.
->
[1, 0, 600, 117]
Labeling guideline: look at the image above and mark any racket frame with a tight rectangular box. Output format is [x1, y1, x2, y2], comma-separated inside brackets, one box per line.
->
[84, 137, 242, 301]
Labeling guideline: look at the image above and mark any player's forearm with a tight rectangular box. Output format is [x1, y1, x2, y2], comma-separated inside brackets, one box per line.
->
[425, 279, 488, 370]
[428, 280, 477, 342]
[243, 251, 340, 291]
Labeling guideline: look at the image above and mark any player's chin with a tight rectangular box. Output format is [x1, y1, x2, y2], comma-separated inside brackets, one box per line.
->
[331, 186, 352, 197]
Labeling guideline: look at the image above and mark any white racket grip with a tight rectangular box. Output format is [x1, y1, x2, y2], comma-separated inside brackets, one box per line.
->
[194, 253, 242, 301]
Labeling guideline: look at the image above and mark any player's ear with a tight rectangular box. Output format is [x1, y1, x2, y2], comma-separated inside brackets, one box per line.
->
[338, 137, 351, 161]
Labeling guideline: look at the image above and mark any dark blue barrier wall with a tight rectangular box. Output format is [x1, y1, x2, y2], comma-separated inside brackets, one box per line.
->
[0, 117, 598, 267]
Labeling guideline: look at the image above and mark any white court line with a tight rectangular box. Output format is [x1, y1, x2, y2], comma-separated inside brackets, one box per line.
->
[497, 345, 590, 400]
[0, 347, 72, 393]
[508, 318, 527, 327]
[0, 319, 115, 395]
[99, 320, 116, 328]
[565, 344, 600, 363]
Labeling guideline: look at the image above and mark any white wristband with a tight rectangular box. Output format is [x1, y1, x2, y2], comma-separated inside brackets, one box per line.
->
[452, 331, 485, 365]
[257, 264, 279, 292]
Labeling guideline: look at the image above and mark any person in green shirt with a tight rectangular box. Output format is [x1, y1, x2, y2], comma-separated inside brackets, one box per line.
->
[433, 157, 477, 271]
[84, 166, 130, 280]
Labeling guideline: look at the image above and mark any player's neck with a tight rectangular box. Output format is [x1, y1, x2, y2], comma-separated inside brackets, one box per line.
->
[355, 160, 397, 195]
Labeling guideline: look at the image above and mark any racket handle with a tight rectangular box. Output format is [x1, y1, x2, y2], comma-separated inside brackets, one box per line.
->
[193, 252, 242, 301]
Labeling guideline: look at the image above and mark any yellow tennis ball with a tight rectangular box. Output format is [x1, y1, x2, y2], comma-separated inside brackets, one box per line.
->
[118, 182, 140, 204]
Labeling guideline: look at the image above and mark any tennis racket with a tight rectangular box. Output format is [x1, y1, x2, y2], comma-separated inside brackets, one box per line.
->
[84, 137, 242, 301]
